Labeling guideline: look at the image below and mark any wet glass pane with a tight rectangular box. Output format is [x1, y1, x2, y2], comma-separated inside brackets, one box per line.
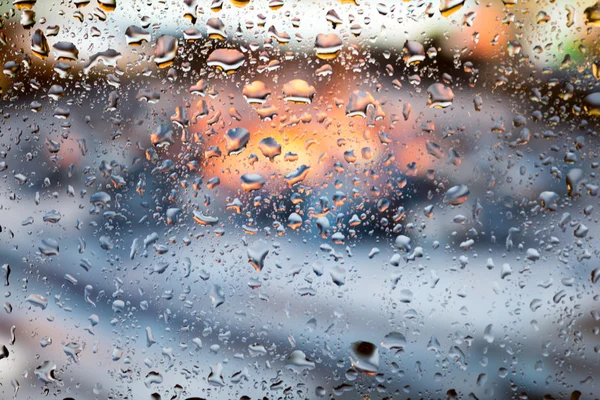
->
[0, 0, 599, 399]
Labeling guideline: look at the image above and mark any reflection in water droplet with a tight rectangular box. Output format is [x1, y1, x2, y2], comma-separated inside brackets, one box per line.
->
[13, 0, 37, 10]
[210, 284, 225, 308]
[439, 0, 465, 17]
[83, 49, 121, 74]
[34, 361, 57, 383]
[63, 342, 83, 363]
[403, 40, 425, 65]
[31, 29, 49, 59]
[258, 137, 281, 160]
[381, 332, 407, 350]
[584, 2, 600, 26]
[144, 371, 163, 388]
[242, 81, 271, 104]
[285, 350, 316, 373]
[283, 79, 316, 104]
[240, 174, 266, 192]
[125, 26, 150, 45]
[208, 363, 225, 387]
[39, 238, 59, 256]
[207, 17, 226, 40]
[284, 164, 310, 187]
[566, 168, 584, 198]
[583, 92, 600, 116]
[443, 184, 470, 205]
[248, 241, 269, 272]
[346, 90, 385, 119]
[225, 127, 250, 155]
[207, 48, 245, 74]
[192, 211, 219, 226]
[315, 33, 343, 59]
[349, 341, 379, 375]
[154, 35, 178, 68]
[26, 294, 48, 309]
[427, 83, 454, 108]
[52, 42, 79, 61]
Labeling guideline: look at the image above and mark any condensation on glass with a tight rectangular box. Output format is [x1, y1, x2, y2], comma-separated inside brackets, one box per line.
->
[0, 0, 599, 399]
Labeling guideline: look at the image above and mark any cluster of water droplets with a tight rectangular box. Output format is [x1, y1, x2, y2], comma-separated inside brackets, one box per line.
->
[0, 0, 599, 399]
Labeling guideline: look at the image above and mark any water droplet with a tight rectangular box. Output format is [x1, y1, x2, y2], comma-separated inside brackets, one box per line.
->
[349, 341, 379, 375]
[154, 35, 178, 68]
[207, 48, 245, 74]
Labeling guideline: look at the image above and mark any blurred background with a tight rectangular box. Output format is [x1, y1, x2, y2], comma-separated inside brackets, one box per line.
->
[0, 0, 599, 399]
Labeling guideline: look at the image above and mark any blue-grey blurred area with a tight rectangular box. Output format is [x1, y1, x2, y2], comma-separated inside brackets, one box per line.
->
[0, 1, 599, 400]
